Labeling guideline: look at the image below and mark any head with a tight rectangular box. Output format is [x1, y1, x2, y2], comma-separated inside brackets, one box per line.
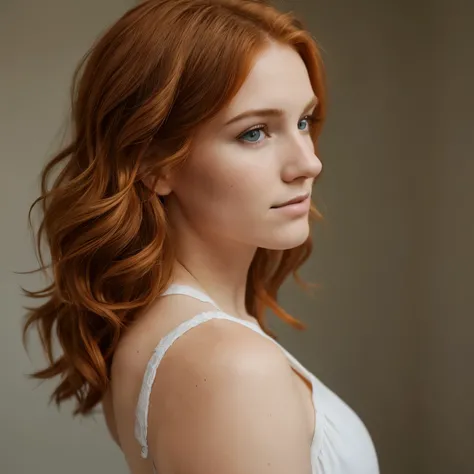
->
[22, 0, 326, 415]
[154, 40, 323, 252]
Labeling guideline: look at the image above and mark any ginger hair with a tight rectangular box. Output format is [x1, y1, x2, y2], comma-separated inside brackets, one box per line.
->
[21, 0, 327, 416]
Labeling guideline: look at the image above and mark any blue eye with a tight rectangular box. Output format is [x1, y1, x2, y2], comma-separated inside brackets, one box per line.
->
[298, 118, 310, 131]
[237, 114, 317, 145]
[240, 127, 266, 143]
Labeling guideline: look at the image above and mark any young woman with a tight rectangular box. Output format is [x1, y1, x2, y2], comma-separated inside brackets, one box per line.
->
[22, 1, 379, 473]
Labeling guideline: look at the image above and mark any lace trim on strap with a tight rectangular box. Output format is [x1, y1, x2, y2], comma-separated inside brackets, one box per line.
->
[161, 284, 221, 309]
[134, 310, 268, 459]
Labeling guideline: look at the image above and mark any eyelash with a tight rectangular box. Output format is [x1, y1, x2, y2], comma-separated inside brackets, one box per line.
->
[237, 114, 319, 145]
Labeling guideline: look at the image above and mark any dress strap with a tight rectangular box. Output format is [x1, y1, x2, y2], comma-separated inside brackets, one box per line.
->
[134, 283, 319, 462]
[134, 309, 270, 459]
[161, 283, 221, 310]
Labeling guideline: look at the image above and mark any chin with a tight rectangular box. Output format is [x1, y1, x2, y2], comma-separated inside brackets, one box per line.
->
[262, 219, 311, 251]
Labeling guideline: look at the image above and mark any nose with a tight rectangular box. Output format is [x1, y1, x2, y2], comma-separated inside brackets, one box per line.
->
[280, 133, 322, 184]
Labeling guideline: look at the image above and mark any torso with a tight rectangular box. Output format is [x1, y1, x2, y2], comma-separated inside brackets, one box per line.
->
[102, 287, 316, 471]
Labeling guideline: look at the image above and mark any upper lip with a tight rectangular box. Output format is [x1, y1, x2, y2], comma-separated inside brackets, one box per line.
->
[272, 192, 310, 208]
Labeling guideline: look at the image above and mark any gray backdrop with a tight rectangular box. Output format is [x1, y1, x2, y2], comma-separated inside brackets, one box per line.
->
[1, 0, 473, 473]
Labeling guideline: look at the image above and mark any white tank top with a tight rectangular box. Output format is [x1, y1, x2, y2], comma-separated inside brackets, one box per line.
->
[134, 284, 380, 474]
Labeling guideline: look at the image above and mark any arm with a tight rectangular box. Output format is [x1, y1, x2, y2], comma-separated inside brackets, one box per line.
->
[146, 320, 312, 474]
[102, 390, 121, 448]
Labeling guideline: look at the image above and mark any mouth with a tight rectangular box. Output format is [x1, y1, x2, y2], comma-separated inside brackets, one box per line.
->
[271, 193, 310, 209]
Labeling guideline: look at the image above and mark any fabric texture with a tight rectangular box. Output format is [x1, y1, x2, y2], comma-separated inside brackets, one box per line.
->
[134, 284, 380, 474]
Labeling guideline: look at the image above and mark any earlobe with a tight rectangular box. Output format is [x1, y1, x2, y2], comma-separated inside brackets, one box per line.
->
[142, 174, 173, 197]
[154, 177, 173, 197]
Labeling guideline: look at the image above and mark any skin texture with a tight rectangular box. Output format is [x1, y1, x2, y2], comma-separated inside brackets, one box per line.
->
[150, 40, 322, 320]
[146, 318, 313, 474]
[106, 41, 320, 474]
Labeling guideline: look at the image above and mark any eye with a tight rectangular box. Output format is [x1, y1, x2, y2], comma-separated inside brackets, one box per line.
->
[298, 114, 317, 131]
[237, 114, 318, 146]
[238, 126, 269, 144]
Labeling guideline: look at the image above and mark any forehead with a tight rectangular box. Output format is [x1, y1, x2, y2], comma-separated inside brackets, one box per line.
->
[225, 43, 315, 115]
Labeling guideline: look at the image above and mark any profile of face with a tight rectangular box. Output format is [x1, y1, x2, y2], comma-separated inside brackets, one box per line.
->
[158, 41, 323, 252]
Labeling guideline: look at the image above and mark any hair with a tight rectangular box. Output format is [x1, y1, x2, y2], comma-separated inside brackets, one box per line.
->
[20, 0, 327, 417]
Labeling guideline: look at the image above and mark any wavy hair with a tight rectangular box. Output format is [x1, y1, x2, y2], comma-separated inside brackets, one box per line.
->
[20, 0, 327, 416]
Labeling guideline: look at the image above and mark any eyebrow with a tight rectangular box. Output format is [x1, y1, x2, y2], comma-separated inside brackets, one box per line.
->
[224, 96, 319, 126]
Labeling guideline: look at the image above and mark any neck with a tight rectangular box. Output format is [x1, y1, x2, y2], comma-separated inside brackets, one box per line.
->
[171, 230, 257, 320]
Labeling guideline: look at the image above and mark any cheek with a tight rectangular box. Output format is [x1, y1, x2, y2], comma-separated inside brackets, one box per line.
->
[176, 138, 277, 228]
[182, 152, 264, 208]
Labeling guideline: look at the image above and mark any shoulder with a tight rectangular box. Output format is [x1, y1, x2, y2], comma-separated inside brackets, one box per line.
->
[146, 312, 289, 389]
[108, 292, 223, 453]
[112, 292, 218, 377]
[112, 289, 268, 383]
[110, 291, 266, 406]
[146, 317, 311, 474]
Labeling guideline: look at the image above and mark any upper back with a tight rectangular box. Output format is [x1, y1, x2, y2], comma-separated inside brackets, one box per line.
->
[105, 286, 307, 474]
[106, 290, 220, 472]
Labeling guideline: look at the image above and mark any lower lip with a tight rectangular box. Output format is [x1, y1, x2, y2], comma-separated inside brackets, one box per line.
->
[272, 196, 311, 216]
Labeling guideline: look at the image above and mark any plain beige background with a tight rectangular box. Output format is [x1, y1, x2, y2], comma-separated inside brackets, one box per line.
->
[1, 0, 473, 473]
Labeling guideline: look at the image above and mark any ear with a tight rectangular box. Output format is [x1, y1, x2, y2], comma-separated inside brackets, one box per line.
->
[141, 172, 173, 197]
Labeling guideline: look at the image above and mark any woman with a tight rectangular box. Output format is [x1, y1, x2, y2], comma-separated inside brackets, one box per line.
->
[22, 0, 379, 473]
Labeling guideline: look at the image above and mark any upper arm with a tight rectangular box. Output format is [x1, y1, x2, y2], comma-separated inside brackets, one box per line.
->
[102, 391, 121, 448]
[147, 321, 312, 474]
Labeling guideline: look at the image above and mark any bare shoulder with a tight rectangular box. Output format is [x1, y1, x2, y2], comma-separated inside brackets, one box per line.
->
[108, 293, 221, 450]
[147, 319, 312, 474]
[111, 292, 219, 379]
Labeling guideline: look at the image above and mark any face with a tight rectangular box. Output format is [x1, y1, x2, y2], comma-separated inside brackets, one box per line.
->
[164, 41, 322, 251]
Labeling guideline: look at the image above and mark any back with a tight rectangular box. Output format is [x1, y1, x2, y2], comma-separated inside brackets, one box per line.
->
[107, 291, 219, 473]
[106, 289, 311, 474]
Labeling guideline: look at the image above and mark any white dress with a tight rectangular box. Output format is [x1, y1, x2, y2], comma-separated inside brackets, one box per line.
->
[134, 284, 380, 474]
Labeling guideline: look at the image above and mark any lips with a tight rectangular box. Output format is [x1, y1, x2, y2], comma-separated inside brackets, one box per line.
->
[272, 193, 310, 209]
